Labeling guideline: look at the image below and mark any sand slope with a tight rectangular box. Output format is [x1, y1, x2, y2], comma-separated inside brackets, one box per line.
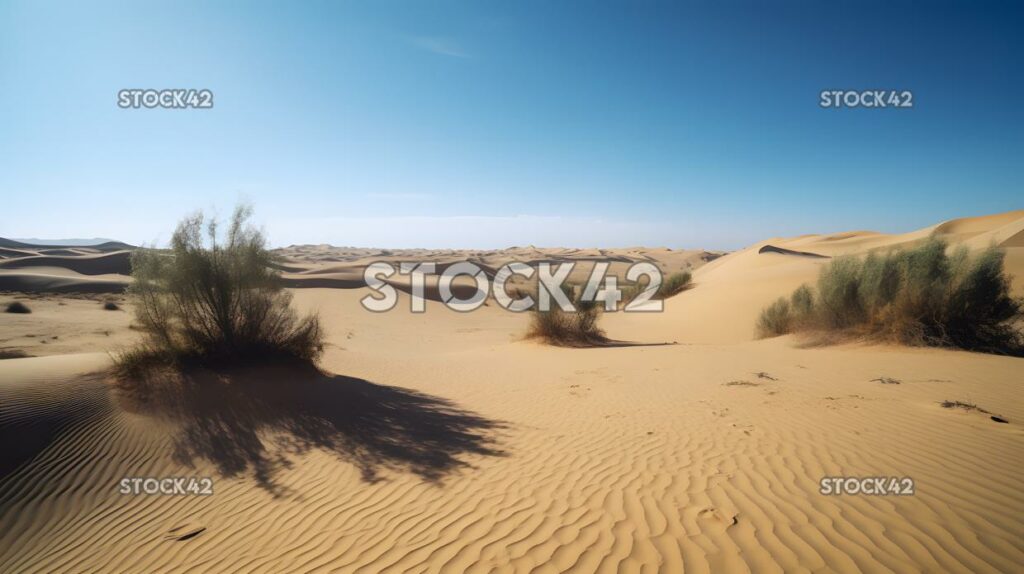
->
[1, 315, 1022, 573]
[1, 211, 1023, 572]
[606, 210, 1024, 344]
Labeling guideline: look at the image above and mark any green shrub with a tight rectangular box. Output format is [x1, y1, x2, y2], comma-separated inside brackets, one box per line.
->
[756, 238, 1023, 354]
[859, 251, 901, 312]
[115, 204, 323, 375]
[620, 270, 692, 306]
[816, 255, 866, 328]
[756, 297, 792, 337]
[943, 247, 1023, 352]
[658, 271, 692, 298]
[790, 284, 814, 320]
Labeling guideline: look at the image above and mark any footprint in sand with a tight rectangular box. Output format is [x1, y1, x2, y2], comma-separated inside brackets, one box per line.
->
[568, 383, 592, 397]
[697, 507, 739, 528]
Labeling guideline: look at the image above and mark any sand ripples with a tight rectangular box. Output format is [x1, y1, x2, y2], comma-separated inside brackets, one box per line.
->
[2, 343, 1022, 573]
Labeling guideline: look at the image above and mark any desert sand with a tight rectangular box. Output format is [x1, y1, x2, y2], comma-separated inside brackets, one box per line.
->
[1, 211, 1023, 573]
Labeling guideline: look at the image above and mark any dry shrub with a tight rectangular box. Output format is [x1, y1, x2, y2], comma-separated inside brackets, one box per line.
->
[527, 284, 606, 346]
[115, 204, 323, 377]
[620, 270, 693, 306]
[756, 237, 1023, 355]
[658, 271, 692, 298]
[756, 297, 791, 337]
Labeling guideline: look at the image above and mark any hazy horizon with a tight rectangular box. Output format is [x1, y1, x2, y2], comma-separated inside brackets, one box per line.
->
[5, 205, 1022, 252]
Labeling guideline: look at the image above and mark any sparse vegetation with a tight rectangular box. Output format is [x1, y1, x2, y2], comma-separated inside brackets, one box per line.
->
[756, 297, 791, 337]
[620, 270, 692, 306]
[756, 238, 1024, 354]
[724, 380, 759, 387]
[940, 400, 989, 413]
[658, 271, 692, 298]
[526, 283, 606, 346]
[5, 301, 31, 314]
[114, 204, 323, 377]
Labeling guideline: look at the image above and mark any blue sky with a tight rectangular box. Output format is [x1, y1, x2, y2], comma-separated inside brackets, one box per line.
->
[1, 0, 1021, 249]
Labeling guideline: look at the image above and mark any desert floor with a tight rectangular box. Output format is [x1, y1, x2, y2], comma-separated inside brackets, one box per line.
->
[1, 211, 1022, 573]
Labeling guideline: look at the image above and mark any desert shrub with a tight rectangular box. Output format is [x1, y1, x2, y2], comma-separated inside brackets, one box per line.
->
[816, 255, 866, 328]
[756, 238, 1023, 354]
[756, 297, 792, 337]
[115, 204, 323, 375]
[527, 283, 606, 346]
[658, 271, 692, 298]
[859, 251, 902, 313]
[942, 247, 1023, 352]
[790, 284, 815, 322]
[889, 238, 952, 332]
[5, 301, 31, 314]
[619, 270, 692, 307]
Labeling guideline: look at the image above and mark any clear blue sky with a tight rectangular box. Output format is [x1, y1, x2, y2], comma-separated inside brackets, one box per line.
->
[1, 0, 1021, 249]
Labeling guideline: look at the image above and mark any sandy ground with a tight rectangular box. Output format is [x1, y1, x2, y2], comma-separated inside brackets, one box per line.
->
[1, 211, 1022, 573]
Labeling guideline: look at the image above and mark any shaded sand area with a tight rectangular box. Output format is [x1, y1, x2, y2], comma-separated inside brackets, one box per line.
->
[1, 211, 1023, 572]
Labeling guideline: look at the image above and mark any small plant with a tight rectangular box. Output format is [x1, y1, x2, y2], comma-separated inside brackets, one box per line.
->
[526, 283, 606, 346]
[115, 204, 323, 377]
[939, 400, 988, 413]
[658, 271, 692, 298]
[756, 297, 791, 337]
[5, 301, 31, 314]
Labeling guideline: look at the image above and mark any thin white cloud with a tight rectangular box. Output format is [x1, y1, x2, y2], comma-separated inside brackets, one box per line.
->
[408, 36, 471, 59]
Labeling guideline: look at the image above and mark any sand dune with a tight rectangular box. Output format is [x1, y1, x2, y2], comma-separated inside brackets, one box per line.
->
[1, 210, 1022, 572]
[0, 272, 131, 294]
[0, 250, 134, 294]
[608, 210, 1024, 344]
[0, 251, 132, 276]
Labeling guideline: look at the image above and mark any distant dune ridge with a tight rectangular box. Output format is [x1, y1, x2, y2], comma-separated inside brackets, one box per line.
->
[0, 209, 1022, 573]
[1, 237, 134, 249]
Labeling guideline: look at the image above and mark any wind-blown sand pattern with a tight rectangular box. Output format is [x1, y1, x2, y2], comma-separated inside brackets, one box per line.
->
[1, 211, 1023, 573]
